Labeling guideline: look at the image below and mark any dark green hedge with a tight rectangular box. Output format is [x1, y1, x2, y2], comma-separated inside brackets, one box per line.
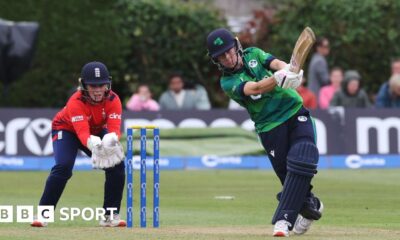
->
[0, 0, 226, 107]
[117, 0, 226, 105]
[0, 0, 129, 107]
[266, 0, 400, 94]
[3, 0, 396, 107]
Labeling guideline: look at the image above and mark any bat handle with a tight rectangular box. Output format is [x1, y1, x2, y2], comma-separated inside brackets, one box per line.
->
[289, 56, 300, 74]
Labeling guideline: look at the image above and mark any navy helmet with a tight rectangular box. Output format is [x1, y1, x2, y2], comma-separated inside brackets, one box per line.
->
[206, 28, 236, 58]
[78, 61, 112, 102]
[80, 61, 111, 85]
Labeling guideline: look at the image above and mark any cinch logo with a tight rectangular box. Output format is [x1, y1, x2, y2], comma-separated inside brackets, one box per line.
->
[131, 156, 169, 170]
[71, 115, 84, 122]
[109, 113, 121, 120]
[201, 155, 242, 168]
[345, 155, 386, 169]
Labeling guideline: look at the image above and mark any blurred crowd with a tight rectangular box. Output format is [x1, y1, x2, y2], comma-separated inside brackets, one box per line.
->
[297, 36, 400, 110]
[125, 72, 211, 111]
[125, 36, 400, 112]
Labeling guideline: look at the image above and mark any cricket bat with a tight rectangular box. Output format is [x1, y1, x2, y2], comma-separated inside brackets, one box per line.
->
[288, 27, 316, 74]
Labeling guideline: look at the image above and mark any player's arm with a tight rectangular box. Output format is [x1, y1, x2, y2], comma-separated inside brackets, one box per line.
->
[243, 77, 276, 95]
[67, 102, 92, 147]
[269, 59, 288, 71]
[243, 63, 302, 95]
[242, 58, 289, 95]
[67, 102, 105, 161]
[91, 94, 124, 169]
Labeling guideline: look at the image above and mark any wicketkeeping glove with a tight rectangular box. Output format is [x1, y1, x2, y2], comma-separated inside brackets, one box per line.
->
[92, 133, 125, 169]
[101, 133, 125, 168]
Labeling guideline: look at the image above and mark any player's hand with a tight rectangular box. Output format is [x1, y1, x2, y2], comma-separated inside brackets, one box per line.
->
[273, 69, 290, 87]
[284, 69, 303, 89]
[103, 143, 124, 168]
[102, 132, 119, 147]
[91, 132, 124, 169]
[91, 144, 108, 169]
[103, 132, 124, 168]
[274, 69, 303, 89]
[87, 135, 101, 151]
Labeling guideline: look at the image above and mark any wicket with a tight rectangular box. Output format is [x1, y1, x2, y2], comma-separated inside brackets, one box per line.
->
[126, 125, 160, 228]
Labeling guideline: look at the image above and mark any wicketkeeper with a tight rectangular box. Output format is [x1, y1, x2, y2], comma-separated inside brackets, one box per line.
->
[206, 28, 323, 237]
[31, 61, 126, 227]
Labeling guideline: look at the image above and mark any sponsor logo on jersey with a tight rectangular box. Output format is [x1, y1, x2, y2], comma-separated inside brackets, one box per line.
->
[109, 113, 121, 120]
[71, 115, 84, 122]
[248, 59, 258, 68]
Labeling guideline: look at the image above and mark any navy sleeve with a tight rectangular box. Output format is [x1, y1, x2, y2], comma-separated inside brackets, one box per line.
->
[238, 81, 247, 98]
[264, 55, 276, 71]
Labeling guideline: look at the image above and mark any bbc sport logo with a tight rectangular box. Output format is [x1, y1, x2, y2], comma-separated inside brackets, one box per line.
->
[0, 205, 117, 223]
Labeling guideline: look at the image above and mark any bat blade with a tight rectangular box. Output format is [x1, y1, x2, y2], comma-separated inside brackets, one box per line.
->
[289, 27, 316, 73]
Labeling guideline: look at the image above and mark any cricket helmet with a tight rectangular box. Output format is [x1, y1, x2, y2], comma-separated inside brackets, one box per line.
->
[207, 28, 237, 58]
[80, 61, 111, 85]
[78, 61, 112, 102]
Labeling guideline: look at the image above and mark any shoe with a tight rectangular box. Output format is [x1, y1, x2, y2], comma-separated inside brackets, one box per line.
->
[293, 200, 324, 235]
[31, 215, 48, 227]
[99, 214, 126, 227]
[273, 220, 291, 237]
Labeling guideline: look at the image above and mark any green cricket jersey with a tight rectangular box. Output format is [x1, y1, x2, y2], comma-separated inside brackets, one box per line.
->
[220, 47, 303, 133]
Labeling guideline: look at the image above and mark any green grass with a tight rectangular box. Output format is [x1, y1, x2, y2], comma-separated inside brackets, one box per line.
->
[0, 169, 399, 239]
[122, 127, 265, 156]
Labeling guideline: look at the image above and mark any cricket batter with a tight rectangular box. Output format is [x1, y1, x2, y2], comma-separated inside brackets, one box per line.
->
[206, 28, 323, 237]
[31, 62, 126, 227]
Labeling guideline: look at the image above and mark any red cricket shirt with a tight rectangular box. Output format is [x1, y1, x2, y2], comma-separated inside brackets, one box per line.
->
[52, 90, 122, 147]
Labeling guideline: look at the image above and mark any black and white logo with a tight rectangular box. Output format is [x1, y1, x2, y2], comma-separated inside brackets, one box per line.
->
[269, 150, 275, 157]
[248, 60, 258, 68]
[298, 116, 307, 122]
[95, 68, 100, 78]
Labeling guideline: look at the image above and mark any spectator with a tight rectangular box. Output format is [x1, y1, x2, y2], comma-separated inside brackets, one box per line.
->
[375, 59, 400, 108]
[185, 80, 212, 110]
[318, 67, 344, 109]
[159, 73, 211, 110]
[297, 77, 317, 109]
[308, 37, 330, 97]
[126, 84, 160, 111]
[330, 70, 371, 108]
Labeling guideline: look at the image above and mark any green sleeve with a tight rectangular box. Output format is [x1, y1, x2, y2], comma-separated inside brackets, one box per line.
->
[220, 76, 246, 102]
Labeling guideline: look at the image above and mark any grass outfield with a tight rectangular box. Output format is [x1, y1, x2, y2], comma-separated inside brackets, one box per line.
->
[0, 169, 399, 239]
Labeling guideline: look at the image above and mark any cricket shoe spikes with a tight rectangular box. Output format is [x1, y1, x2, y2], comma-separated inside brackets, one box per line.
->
[293, 200, 324, 235]
[99, 214, 126, 227]
[273, 220, 291, 237]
